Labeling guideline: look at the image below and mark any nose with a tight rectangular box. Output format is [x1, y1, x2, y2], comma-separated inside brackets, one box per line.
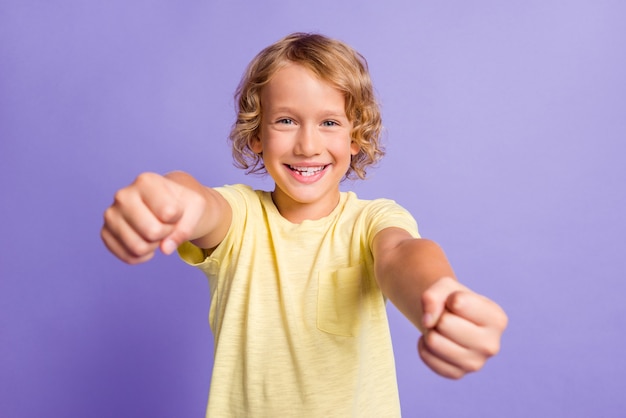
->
[294, 125, 321, 157]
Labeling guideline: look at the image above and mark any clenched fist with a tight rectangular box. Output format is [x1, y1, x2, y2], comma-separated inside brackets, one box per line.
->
[101, 172, 210, 264]
[418, 277, 508, 379]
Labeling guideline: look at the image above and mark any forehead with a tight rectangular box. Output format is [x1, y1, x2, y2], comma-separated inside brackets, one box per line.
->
[261, 63, 346, 110]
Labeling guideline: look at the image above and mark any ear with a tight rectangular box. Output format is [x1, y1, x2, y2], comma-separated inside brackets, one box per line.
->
[350, 140, 360, 156]
[250, 136, 263, 154]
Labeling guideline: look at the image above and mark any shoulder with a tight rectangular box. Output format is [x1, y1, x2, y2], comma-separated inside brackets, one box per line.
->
[214, 183, 256, 199]
[341, 192, 420, 241]
[214, 184, 267, 210]
[344, 192, 413, 218]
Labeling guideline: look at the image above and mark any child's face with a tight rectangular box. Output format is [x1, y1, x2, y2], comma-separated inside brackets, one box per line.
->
[252, 63, 360, 221]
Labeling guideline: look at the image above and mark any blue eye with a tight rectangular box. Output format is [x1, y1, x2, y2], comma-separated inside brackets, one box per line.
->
[277, 118, 294, 125]
[322, 120, 338, 127]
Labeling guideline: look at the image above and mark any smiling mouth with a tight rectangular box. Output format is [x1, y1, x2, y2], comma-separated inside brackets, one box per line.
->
[287, 164, 328, 177]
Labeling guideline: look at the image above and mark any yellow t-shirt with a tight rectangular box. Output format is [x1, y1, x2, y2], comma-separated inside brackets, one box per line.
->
[179, 184, 419, 417]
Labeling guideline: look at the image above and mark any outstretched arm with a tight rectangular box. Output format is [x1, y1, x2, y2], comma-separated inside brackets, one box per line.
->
[101, 171, 231, 264]
[373, 227, 508, 379]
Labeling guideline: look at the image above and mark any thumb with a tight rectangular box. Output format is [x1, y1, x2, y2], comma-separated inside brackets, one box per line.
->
[160, 238, 180, 255]
[159, 186, 207, 256]
[421, 277, 464, 329]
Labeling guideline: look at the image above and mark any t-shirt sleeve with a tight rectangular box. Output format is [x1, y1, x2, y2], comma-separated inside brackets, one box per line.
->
[177, 184, 251, 273]
[364, 199, 420, 249]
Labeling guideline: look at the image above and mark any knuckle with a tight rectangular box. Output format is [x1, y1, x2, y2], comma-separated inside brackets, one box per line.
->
[464, 357, 485, 373]
[142, 222, 165, 242]
[158, 204, 178, 221]
[102, 207, 115, 225]
[449, 291, 466, 311]
[482, 339, 501, 357]
[423, 330, 442, 350]
[127, 239, 153, 258]
[498, 311, 510, 331]
[134, 172, 156, 186]
[421, 289, 437, 307]
[437, 311, 452, 329]
[113, 188, 128, 205]
[156, 201, 183, 224]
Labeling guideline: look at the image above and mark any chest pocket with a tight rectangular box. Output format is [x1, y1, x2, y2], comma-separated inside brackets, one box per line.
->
[317, 264, 363, 337]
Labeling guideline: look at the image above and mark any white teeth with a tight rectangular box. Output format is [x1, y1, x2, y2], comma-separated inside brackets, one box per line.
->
[289, 165, 325, 177]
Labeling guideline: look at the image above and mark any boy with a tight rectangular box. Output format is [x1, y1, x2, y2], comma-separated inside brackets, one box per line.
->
[101, 33, 507, 417]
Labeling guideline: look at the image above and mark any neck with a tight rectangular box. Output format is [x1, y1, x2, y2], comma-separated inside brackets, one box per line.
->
[271, 191, 340, 223]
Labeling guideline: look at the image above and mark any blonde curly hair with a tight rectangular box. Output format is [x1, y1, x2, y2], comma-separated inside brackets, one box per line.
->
[229, 32, 384, 180]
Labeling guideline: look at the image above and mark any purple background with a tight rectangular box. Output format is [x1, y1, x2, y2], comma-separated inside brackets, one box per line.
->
[2, 1, 625, 417]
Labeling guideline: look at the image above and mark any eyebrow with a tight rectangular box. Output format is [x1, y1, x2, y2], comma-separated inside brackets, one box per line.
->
[268, 107, 348, 119]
